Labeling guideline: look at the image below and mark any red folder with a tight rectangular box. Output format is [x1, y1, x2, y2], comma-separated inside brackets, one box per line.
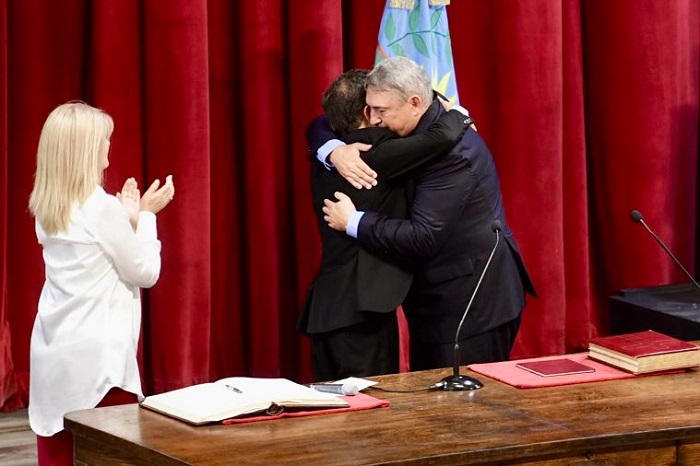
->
[468, 353, 637, 388]
[468, 352, 686, 389]
[222, 392, 389, 424]
[516, 358, 595, 377]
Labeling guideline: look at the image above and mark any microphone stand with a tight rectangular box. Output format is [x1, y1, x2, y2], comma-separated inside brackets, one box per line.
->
[439, 221, 502, 391]
[630, 210, 700, 294]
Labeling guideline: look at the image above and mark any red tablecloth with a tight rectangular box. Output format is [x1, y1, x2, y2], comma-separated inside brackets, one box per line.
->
[467, 352, 641, 388]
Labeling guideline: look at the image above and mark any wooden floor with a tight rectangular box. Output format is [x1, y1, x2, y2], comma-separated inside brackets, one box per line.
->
[0, 409, 38, 465]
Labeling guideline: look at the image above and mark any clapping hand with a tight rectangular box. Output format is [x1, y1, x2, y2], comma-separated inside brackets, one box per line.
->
[140, 175, 175, 214]
[117, 177, 140, 229]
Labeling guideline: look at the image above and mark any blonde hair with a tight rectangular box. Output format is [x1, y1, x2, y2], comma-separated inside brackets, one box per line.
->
[29, 101, 114, 235]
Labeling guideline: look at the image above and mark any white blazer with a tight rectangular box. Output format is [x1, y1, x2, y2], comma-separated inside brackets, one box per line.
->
[29, 186, 161, 436]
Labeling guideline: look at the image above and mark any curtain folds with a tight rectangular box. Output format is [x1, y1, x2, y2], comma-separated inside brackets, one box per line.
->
[1, 0, 698, 409]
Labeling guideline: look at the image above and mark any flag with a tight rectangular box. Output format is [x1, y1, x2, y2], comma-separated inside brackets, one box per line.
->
[375, 0, 459, 103]
[374, 1, 459, 373]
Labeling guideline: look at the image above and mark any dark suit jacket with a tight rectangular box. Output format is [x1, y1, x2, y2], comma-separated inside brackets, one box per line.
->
[357, 99, 536, 344]
[298, 110, 470, 334]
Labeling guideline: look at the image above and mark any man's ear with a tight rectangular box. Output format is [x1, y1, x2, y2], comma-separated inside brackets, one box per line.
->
[408, 95, 423, 116]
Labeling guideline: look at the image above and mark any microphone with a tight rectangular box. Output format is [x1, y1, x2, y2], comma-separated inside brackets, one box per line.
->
[309, 383, 359, 396]
[439, 219, 503, 391]
[629, 209, 700, 293]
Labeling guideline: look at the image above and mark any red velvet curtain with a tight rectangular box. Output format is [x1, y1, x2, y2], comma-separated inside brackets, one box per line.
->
[1, 0, 698, 410]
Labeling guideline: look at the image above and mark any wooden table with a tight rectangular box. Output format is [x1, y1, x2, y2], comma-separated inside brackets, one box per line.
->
[66, 366, 700, 465]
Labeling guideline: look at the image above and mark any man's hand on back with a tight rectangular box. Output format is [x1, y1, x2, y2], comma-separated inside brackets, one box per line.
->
[329, 143, 377, 190]
[322, 192, 357, 231]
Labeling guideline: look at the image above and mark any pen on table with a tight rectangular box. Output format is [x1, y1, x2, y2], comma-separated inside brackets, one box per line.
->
[225, 384, 243, 394]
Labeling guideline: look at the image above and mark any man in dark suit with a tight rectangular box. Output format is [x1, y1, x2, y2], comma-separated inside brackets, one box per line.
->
[299, 69, 472, 380]
[321, 57, 536, 371]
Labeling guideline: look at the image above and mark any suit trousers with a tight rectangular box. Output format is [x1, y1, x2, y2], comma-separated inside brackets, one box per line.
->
[311, 311, 399, 381]
[409, 313, 522, 371]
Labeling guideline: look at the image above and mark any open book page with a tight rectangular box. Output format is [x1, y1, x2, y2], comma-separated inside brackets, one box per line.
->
[140, 377, 348, 425]
[140, 382, 271, 425]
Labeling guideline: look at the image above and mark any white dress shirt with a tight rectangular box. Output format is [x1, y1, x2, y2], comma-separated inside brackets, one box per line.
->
[28, 186, 161, 436]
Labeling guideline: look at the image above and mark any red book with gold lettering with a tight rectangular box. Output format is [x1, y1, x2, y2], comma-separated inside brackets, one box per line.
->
[588, 330, 700, 374]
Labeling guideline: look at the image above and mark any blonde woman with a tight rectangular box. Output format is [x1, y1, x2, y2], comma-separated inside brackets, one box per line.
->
[27, 101, 175, 465]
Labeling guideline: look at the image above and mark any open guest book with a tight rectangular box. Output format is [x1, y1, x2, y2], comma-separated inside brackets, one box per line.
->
[140, 377, 349, 425]
[588, 330, 700, 374]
